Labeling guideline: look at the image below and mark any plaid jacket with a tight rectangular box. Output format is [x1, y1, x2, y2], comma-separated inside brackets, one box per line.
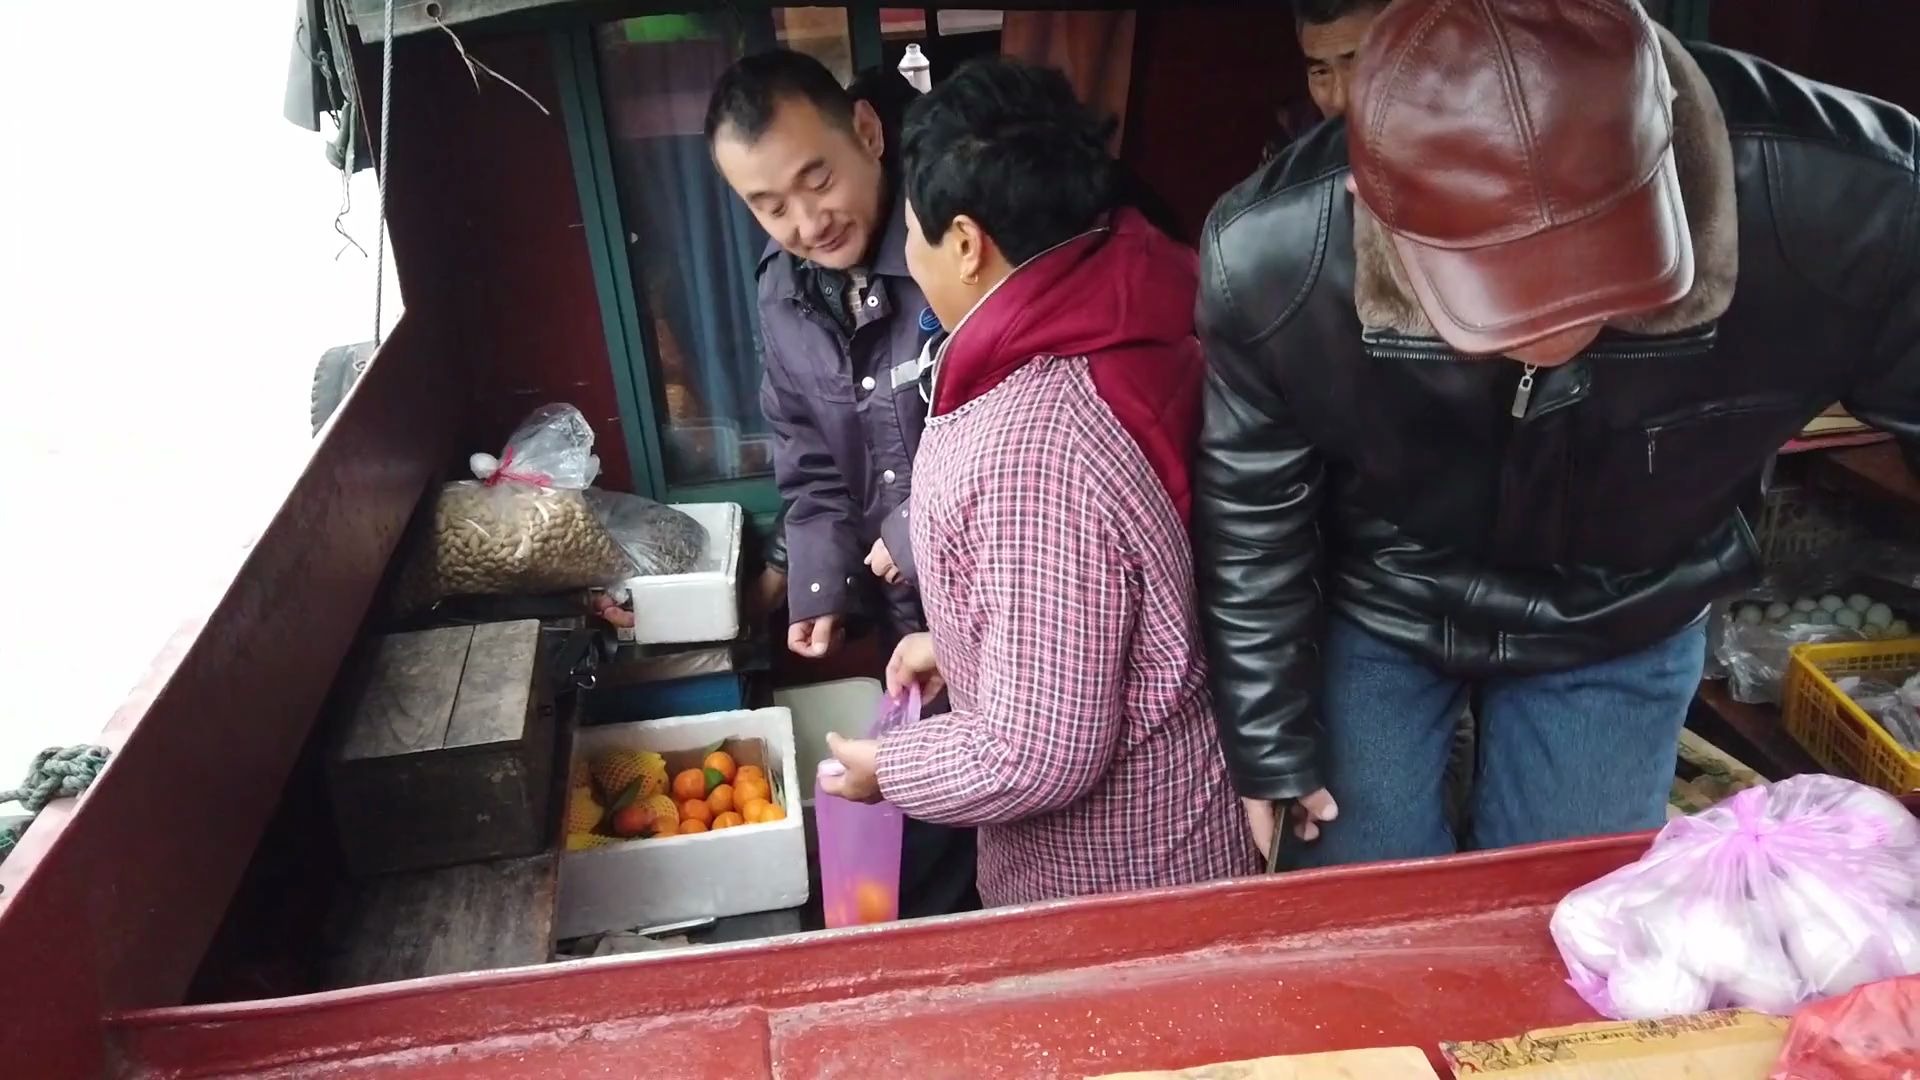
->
[874, 354, 1257, 905]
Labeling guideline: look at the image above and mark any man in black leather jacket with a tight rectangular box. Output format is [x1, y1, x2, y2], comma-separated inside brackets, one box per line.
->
[1195, 0, 1920, 865]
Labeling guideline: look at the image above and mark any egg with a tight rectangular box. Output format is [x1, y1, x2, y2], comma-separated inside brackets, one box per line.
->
[1810, 610, 1836, 626]
[1606, 954, 1712, 1019]
[1794, 597, 1819, 613]
[1827, 783, 1920, 848]
[1847, 593, 1874, 613]
[1893, 619, 1912, 637]
[1766, 601, 1792, 622]
[1552, 901, 1631, 974]
[1866, 602, 1895, 628]
[1836, 608, 1865, 629]
[1736, 605, 1764, 626]
[1820, 594, 1846, 612]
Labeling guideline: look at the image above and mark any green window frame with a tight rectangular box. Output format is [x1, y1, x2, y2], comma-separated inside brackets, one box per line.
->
[551, 4, 889, 520]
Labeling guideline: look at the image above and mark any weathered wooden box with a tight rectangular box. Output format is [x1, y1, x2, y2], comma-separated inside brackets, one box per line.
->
[327, 620, 556, 877]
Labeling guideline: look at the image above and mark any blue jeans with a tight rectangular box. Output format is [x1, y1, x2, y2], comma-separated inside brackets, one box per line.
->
[1295, 616, 1707, 867]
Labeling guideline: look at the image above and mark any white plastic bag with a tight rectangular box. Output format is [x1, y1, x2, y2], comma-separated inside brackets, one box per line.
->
[1551, 775, 1920, 1020]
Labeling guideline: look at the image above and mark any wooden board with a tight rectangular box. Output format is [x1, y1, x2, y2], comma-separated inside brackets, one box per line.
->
[1442, 1010, 1787, 1078]
[1095, 1046, 1438, 1079]
[326, 854, 558, 989]
[338, 627, 474, 760]
[445, 621, 541, 749]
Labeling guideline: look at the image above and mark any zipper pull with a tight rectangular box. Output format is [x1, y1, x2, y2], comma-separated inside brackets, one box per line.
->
[1509, 364, 1539, 419]
[1647, 429, 1657, 475]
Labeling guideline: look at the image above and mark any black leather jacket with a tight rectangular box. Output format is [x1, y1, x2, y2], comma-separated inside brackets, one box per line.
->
[1194, 42, 1920, 801]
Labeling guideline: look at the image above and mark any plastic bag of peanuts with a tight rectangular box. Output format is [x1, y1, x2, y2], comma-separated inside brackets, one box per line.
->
[393, 405, 700, 614]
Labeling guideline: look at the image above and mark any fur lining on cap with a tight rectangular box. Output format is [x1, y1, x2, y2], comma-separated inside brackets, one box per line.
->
[1354, 24, 1738, 340]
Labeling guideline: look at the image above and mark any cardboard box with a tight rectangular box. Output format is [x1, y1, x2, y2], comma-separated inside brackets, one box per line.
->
[556, 708, 806, 939]
[1095, 1046, 1438, 1079]
[1442, 1009, 1788, 1078]
[613, 501, 742, 646]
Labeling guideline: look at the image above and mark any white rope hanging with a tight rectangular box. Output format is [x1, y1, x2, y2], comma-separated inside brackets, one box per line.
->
[372, 0, 395, 346]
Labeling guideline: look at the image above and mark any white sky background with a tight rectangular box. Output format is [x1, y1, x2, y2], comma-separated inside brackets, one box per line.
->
[0, 1, 402, 799]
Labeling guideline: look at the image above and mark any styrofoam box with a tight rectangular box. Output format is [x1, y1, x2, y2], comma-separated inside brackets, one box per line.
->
[772, 677, 883, 805]
[617, 501, 742, 646]
[557, 707, 807, 938]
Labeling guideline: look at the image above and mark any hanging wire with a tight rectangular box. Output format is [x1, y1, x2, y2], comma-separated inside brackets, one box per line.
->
[373, 0, 395, 345]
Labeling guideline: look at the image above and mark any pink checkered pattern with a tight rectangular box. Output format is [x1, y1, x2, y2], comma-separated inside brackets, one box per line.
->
[874, 356, 1258, 906]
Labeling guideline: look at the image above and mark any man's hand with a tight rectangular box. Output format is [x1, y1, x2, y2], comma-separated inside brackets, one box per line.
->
[1242, 789, 1340, 861]
[787, 614, 843, 658]
[865, 538, 904, 585]
[821, 733, 882, 802]
[885, 631, 945, 700]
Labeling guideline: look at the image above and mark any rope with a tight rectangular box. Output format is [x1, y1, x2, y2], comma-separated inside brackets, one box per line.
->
[373, 0, 395, 345]
[0, 745, 110, 867]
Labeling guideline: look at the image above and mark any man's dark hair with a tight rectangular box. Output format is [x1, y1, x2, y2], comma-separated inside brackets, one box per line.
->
[704, 48, 854, 143]
[902, 58, 1129, 266]
[1292, 0, 1388, 25]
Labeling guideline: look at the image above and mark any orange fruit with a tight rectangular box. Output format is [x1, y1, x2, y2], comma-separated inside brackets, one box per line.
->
[733, 775, 771, 807]
[609, 802, 653, 838]
[671, 768, 708, 802]
[680, 798, 713, 825]
[707, 783, 735, 815]
[703, 750, 738, 784]
[760, 802, 787, 823]
[741, 798, 771, 824]
[854, 879, 896, 924]
[712, 811, 745, 830]
[678, 819, 708, 834]
[734, 764, 766, 787]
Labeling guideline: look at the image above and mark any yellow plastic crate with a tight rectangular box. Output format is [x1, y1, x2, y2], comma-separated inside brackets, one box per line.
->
[1782, 640, 1920, 794]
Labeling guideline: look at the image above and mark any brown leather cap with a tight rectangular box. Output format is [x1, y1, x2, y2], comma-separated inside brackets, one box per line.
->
[1348, 0, 1694, 355]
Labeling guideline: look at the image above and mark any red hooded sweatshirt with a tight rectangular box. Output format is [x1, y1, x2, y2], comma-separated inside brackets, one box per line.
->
[873, 209, 1256, 906]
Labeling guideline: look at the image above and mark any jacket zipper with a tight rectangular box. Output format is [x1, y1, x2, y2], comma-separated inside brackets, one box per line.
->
[1510, 365, 1539, 419]
[1642, 395, 1801, 475]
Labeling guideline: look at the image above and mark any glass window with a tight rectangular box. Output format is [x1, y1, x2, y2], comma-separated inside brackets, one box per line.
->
[593, 10, 854, 487]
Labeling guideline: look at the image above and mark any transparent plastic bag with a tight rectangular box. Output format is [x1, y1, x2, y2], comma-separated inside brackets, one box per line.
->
[583, 489, 707, 578]
[1835, 673, 1920, 752]
[1771, 975, 1920, 1080]
[1716, 587, 1914, 704]
[394, 405, 638, 612]
[1550, 775, 1920, 1020]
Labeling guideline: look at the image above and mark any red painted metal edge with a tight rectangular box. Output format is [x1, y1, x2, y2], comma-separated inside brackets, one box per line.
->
[111, 833, 1651, 1078]
[0, 312, 458, 1079]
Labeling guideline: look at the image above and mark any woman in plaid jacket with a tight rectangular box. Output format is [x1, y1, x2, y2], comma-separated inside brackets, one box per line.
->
[819, 58, 1258, 906]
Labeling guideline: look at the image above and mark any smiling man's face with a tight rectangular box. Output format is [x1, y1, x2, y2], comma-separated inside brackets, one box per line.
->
[712, 95, 888, 271]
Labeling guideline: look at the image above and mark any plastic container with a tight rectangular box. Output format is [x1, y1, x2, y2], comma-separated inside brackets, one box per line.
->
[772, 678, 884, 804]
[813, 687, 921, 928]
[1783, 639, 1920, 794]
[615, 501, 742, 645]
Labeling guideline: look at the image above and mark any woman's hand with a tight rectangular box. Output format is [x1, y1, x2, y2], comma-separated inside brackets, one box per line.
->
[885, 631, 945, 700]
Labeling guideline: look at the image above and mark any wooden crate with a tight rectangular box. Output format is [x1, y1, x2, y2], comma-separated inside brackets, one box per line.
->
[324, 854, 558, 988]
[327, 620, 556, 877]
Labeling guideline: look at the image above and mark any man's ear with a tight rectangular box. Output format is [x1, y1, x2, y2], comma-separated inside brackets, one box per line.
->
[951, 214, 989, 281]
[852, 99, 885, 160]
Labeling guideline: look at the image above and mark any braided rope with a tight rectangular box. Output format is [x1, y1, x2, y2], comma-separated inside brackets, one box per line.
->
[0, 746, 109, 866]
[373, 0, 395, 345]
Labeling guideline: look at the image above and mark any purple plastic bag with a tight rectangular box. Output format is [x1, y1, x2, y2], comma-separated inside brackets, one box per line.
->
[1550, 775, 1920, 1020]
[815, 686, 919, 928]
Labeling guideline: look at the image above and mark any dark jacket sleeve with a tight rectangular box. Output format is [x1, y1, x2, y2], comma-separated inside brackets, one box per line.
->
[1844, 165, 1920, 463]
[761, 365, 860, 622]
[1192, 206, 1327, 801]
[764, 501, 790, 573]
[878, 496, 916, 584]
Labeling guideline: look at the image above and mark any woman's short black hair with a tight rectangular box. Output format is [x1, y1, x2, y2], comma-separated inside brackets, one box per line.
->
[1293, 0, 1389, 26]
[901, 58, 1123, 266]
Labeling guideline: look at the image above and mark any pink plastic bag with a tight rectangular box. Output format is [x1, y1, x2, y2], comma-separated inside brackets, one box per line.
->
[1771, 975, 1920, 1079]
[1550, 775, 1920, 1020]
[816, 686, 920, 928]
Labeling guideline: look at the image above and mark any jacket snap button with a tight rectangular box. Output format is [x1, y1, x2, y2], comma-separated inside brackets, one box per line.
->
[809, 582, 821, 593]
[861, 376, 876, 391]
[883, 469, 897, 483]
[865, 296, 879, 308]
